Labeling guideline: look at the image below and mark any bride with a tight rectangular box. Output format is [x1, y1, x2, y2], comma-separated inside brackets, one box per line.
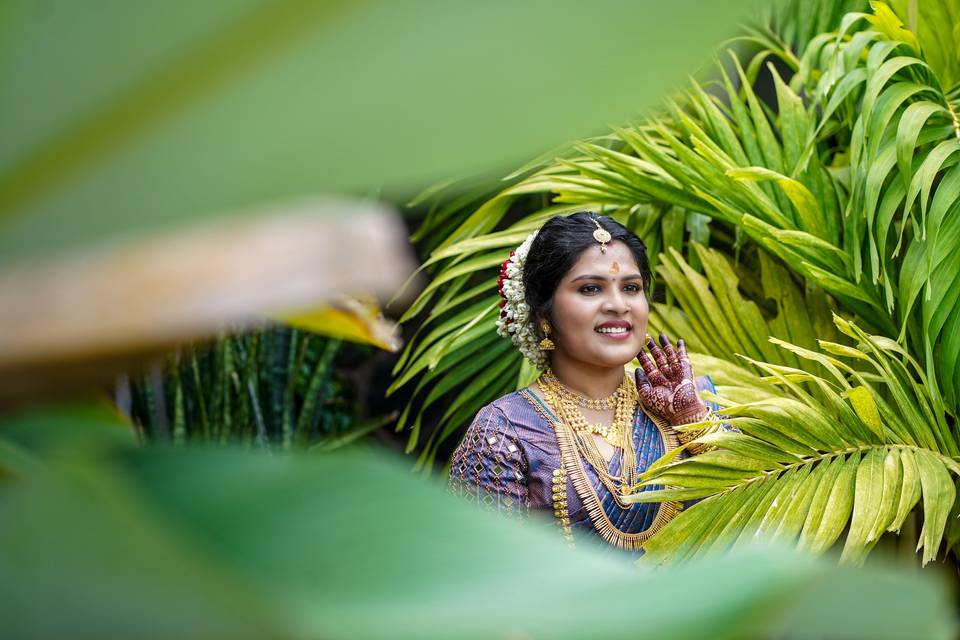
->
[448, 212, 724, 551]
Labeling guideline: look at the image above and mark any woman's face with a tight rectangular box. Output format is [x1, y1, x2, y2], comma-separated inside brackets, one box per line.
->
[546, 240, 648, 369]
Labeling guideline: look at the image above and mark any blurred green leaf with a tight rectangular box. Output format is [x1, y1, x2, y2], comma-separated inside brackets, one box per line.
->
[279, 296, 401, 352]
[888, 0, 960, 88]
[0, 0, 758, 266]
[0, 422, 954, 639]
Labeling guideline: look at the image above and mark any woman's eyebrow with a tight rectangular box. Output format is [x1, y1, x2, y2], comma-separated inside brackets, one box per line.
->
[571, 273, 643, 282]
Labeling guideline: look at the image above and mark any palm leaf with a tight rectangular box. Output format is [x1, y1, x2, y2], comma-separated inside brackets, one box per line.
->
[631, 315, 960, 567]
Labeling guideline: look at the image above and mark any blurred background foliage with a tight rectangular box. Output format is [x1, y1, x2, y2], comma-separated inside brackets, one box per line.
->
[125, 328, 395, 451]
[390, 0, 960, 572]
[2, 0, 959, 636]
[391, 0, 875, 468]
[0, 0, 756, 266]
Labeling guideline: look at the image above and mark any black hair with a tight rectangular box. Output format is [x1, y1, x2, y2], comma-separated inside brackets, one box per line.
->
[522, 211, 651, 324]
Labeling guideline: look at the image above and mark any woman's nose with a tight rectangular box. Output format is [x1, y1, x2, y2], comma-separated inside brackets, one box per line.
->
[602, 289, 630, 313]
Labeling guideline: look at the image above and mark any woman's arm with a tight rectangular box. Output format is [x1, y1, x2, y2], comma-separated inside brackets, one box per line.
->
[448, 404, 530, 518]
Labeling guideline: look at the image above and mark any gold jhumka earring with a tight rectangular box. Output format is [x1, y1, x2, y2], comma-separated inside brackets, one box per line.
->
[539, 321, 555, 351]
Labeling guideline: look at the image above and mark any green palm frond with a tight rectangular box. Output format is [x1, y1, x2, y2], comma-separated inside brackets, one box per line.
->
[887, 0, 960, 91]
[129, 327, 364, 450]
[756, 0, 869, 57]
[600, 52, 895, 335]
[649, 244, 842, 372]
[631, 314, 959, 567]
[794, 3, 960, 405]
[595, 4, 960, 406]
[393, 1, 960, 531]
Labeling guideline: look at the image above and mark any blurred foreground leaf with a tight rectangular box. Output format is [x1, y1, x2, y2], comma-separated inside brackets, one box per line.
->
[888, 0, 960, 88]
[0, 0, 757, 266]
[0, 199, 413, 403]
[0, 407, 954, 639]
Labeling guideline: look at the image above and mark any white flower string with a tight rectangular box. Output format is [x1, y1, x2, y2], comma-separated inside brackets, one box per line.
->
[495, 230, 549, 370]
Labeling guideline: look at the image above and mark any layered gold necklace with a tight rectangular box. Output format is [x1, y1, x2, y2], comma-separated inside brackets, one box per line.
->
[529, 369, 682, 551]
[539, 369, 618, 411]
[538, 369, 639, 504]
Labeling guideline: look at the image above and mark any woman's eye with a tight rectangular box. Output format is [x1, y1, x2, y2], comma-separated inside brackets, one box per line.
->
[579, 284, 601, 294]
[624, 283, 642, 293]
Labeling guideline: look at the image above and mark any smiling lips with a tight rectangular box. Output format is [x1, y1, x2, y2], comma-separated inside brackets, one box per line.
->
[595, 320, 632, 340]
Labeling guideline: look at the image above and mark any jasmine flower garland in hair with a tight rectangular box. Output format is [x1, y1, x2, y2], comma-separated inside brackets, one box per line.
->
[495, 230, 548, 370]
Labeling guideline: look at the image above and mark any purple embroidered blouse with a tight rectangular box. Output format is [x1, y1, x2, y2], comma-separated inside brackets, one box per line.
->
[448, 375, 719, 548]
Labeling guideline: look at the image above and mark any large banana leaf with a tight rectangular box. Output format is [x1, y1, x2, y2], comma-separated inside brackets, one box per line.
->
[0, 0, 764, 400]
[0, 404, 954, 639]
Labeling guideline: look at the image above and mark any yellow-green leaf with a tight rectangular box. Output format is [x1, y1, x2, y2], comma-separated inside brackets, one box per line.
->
[280, 296, 401, 352]
[843, 386, 885, 441]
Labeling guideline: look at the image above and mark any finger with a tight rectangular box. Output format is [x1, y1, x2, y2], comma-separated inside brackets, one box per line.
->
[640, 343, 670, 386]
[635, 367, 651, 390]
[659, 332, 682, 381]
[646, 334, 670, 372]
[659, 332, 679, 365]
[677, 338, 694, 379]
[636, 348, 658, 376]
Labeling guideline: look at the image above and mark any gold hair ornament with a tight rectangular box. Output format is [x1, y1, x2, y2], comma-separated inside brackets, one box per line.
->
[591, 217, 612, 253]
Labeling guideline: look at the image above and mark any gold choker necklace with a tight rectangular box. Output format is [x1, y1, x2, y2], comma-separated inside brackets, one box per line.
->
[540, 370, 618, 411]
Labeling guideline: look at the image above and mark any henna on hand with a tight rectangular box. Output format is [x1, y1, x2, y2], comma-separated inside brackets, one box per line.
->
[635, 334, 708, 426]
[637, 341, 670, 387]
[660, 335, 683, 382]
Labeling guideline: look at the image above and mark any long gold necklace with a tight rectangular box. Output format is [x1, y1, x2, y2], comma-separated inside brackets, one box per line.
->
[538, 370, 638, 505]
[522, 375, 682, 551]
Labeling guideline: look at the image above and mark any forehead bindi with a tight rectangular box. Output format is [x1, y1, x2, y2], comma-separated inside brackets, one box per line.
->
[564, 242, 639, 281]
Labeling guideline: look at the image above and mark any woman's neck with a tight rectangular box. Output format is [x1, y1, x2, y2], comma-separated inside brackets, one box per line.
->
[549, 354, 625, 399]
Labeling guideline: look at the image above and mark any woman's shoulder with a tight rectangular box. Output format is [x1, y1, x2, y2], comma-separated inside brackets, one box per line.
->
[472, 387, 555, 439]
[486, 388, 529, 414]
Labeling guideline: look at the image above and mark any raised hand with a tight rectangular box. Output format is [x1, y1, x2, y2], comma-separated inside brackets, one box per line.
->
[634, 333, 708, 426]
